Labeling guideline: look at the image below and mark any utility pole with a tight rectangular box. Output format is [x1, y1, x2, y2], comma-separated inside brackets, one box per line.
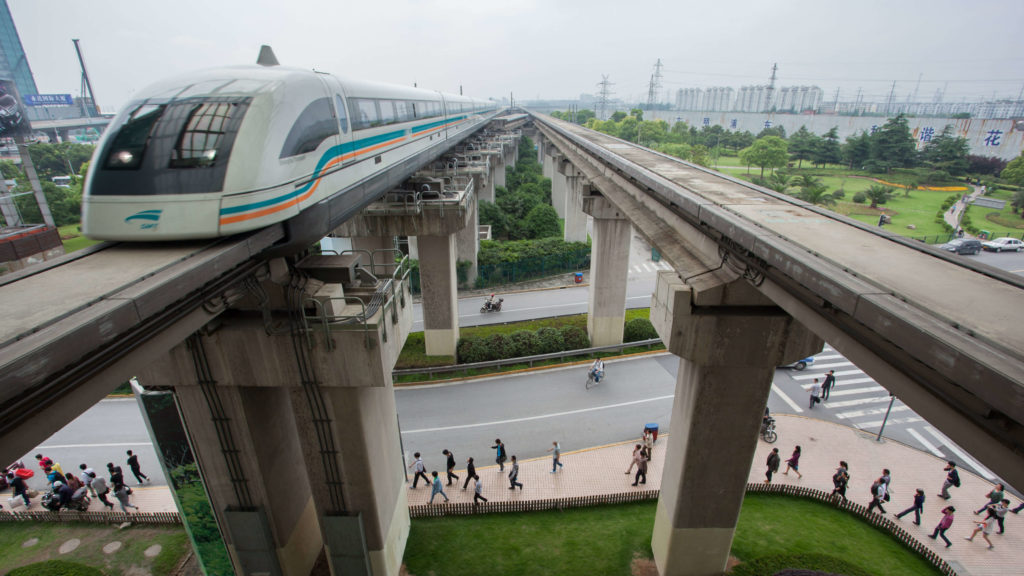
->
[832, 87, 840, 112]
[596, 74, 614, 121]
[72, 39, 99, 116]
[886, 81, 897, 115]
[646, 58, 663, 110]
[765, 63, 778, 112]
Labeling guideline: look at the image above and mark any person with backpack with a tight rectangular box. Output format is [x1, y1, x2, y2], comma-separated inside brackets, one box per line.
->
[895, 489, 926, 525]
[492, 439, 507, 472]
[79, 464, 98, 497]
[91, 474, 114, 510]
[462, 457, 476, 490]
[442, 449, 459, 486]
[867, 476, 888, 514]
[831, 461, 850, 500]
[974, 483, 1005, 515]
[408, 453, 429, 488]
[6, 471, 30, 509]
[939, 461, 960, 500]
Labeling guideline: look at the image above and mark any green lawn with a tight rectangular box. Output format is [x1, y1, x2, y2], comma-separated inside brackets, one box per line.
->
[402, 494, 942, 576]
[0, 522, 188, 576]
[58, 223, 100, 253]
[965, 187, 1024, 237]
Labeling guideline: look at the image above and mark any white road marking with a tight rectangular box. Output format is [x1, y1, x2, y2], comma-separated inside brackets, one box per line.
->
[771, 384, 804, 413]
[821, 395, 895, 409]
[924, 426, 996, 480]
[907, 428, 946, 458]
[812, 354, 845, 361]
[800, 377, 877, 389]
[801, 361, 855, 370]
[643, 263, 655, 273]
[853, 416, 924, 430]
[836, 405, 911, 420]
[39, 442, 153, 449]
[819, 386, 888, 397]
[793, 369, 867, 381]
[404, 394, 675, 434]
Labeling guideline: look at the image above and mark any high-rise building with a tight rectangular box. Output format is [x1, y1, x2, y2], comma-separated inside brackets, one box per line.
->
[0, 0, 38, 99]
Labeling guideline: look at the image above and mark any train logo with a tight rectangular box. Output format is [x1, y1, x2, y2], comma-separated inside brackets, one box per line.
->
[124, 209, 162, 230]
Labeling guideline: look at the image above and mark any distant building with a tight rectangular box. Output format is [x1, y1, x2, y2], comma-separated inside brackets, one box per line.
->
[777, 86, 823, 113]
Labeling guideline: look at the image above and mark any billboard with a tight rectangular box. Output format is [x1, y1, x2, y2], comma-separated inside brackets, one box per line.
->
[0, 79, 30, 138]
[23, 94, 73, 107]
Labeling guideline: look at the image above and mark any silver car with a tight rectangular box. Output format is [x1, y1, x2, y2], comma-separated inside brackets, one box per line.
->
[982, 237, 1024, 252]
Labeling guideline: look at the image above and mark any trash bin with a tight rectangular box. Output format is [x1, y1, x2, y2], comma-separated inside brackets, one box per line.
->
[574, 272, 583, 284]
[651, 247, 661, 262]
[644, 423, 659, 443]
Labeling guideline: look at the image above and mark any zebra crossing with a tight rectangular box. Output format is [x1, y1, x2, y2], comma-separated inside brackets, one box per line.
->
[629, 260, 673, 275]
[778, 347, 998, 481]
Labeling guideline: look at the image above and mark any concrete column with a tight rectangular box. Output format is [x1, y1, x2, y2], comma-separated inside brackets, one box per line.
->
[407, 237, 419, 260]
[419, 234, 459, 356]
[454, 191, 479, 288]
[550, 156, 566, 219]
[563, 167, 587, 243]
[493, 153, 506, 190]
[542, 145, 553, 179]
[585, 197, 630, 346]
[648, 272, 822, 576]
[172, 380, 322, 576]
[537, 135, 544, 165]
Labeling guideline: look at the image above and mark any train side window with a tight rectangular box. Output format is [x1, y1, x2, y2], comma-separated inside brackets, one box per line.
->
[378, 100, 396, 126]
[394, 101, 411, 122]
[279, 97, 336, 158]
[104, 104, 165, 169]
[351, 98, 377, 130]
[334, 95, 349, 134]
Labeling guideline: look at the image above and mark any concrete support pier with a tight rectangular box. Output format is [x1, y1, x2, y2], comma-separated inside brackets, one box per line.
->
[492, 152, 506, 191]
[418, 234, 460, 355]
[648, 271, 822, 576]
[584, 196, 630, 346]
[563, 164, 587, 243]
[549, 153, 566, 218]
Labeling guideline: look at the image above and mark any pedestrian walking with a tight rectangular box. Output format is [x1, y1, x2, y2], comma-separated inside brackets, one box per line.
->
[1012, 501, 1024, 515]
[809, 380, 821, 409]
[442, 449, 459, 486]
[548, 441, 564, 473]
[939, 461, 960, 500]
[867, 477, 888, 514]
[126, 450, 150, 484]
[44, 466, 66, 486]
[6, 471, 31, 509]
[462, 457, 476, 490]
[91, 475, 114, 510]
[409, 452, 429, 488]
[508, 456, 523, 490]
[473, 475, 487, 505]
[625, 444, 642, 475]
[974, 483, 1005, 515]
[78, 464, 98, 497]
[643, 429, 654, 456]
[429, 471, 449, 504]
[113, 484, 139, 514]
[765, 448, 780, 484]
[965, 513, 997, 549]
[928, 506, 955, 547]
[983, 499, 1009, 535]
[783, 446, 802, 478]
[632, 448, 649, 486]
[821, 370, 836, 401]
[107, 462, 125, 491]
[881, 468, 892, 504]
[492, 439, 507, 472]
[895, 489, 926, 525]
[831, 461, 850, 500]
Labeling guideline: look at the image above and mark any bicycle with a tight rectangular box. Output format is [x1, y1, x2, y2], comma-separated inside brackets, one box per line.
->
[585, 369, 605, 389]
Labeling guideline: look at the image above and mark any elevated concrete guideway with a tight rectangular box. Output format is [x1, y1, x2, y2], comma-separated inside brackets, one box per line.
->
[531, 112, 1024, 486]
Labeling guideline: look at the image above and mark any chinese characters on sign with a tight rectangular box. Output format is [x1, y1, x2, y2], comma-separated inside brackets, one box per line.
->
[730, 119, 737, 129]
[870, 125, 879, 135]
[984, 130, 1002, 146]
[22, 94, 73, 107]
[919, 127, 934, 142]
[702, 117, 710, 126]
[764, 120, 772, 129]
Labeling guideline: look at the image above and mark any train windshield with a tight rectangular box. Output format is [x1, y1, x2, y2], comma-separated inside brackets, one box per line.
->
[92, 97, 250, 195]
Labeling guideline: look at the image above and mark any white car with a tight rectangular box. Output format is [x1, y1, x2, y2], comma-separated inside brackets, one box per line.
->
[982, 237, 1024, 252]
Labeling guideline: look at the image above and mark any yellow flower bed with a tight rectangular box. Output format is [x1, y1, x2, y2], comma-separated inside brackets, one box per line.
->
[873, 179, 967, 192]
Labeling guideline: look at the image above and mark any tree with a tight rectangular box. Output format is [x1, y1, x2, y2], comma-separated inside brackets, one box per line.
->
[967, 155, 1007, 175]
[842, 131, 872, 169]
[1011, 189, 1024, 218]
[523, 204, 561, 239]
[920, 125, 970, 175]
[795, 175, 834, 207]
[629, 108, 644, 121]
[618, 116, 640, 142]
[637, 120, 669, 146]
[867, 114, 916, 173]
[865, 184, 894, 208]
[813, 127, 843, 167]
[787, 126, 817, 168]
[689, 145, 710, 167]
[757, 125, 787, 140]
[478, 201, 510, 240]
[1001, 154, 1024, 186]
[739, 136, 788, 177]
[766, 171, 792, 193]
[610, 111, 627, 122]
[725, 130, 754, 153]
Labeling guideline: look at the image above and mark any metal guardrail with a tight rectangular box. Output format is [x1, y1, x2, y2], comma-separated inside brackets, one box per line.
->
[392, 338, 664, 379]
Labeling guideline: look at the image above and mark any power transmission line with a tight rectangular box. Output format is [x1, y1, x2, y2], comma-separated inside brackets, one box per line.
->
[646, 59, 663, 110]
[596, 75, 615, 120]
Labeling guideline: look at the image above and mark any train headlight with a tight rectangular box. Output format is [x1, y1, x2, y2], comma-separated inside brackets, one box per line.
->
[113, 151, 134, 165]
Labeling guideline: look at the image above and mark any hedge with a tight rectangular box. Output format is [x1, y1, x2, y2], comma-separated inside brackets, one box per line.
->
[456, 325, 589, 363]
[623, 318, 658, 342]
[6, 561, 105, 576]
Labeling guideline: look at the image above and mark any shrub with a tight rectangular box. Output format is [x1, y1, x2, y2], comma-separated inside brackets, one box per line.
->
[535, 327, 565, 354]
[623, 318, 659, 342]
[484, 333, 511, 360]
[507, 330, 537, 357]
[457, 338, 490, 364]
[831, 189, 845, 199]
[7, 561, 105, 576]
[852, 191, 867, 204]
[559, 326, 590, 350]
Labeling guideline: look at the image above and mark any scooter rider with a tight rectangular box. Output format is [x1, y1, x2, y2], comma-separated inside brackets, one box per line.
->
[485, 293, 497, 311]
[53, 480, 73, 509]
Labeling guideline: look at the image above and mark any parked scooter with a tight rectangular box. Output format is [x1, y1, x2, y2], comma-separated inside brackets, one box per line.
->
[480, 294, 504, 313]
[41, 483, 91, 512]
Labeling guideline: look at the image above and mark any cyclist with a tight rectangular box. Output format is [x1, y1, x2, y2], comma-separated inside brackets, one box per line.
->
[589, 358, 605, 383]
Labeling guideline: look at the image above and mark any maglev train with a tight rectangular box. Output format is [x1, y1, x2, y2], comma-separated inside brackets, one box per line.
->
[82, 47, 498, 241]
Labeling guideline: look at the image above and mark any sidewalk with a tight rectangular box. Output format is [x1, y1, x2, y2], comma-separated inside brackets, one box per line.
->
[3, 483, 178, 515]
[944, 184, 983, 235]
[406, 414, 1017, 576]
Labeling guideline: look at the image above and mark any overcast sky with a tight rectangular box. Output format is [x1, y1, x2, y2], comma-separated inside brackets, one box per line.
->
[10, 0, 1024, 114]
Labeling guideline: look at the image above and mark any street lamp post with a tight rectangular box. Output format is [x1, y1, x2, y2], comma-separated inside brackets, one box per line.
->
[876, 393, 896, 441]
